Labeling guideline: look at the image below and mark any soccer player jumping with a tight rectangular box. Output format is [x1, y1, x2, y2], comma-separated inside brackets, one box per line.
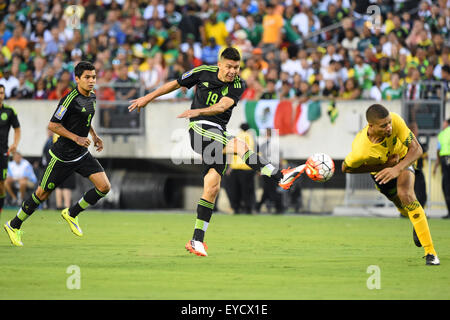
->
[342, 104, 439, 265]
[128, 48, 304, 256]
[4, 61, 111, 246]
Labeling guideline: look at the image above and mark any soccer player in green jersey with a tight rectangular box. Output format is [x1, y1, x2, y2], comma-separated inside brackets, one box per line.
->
[0, 84, 21, 218]
[4, 61, 111, 246]
[129, 47, 304, 256]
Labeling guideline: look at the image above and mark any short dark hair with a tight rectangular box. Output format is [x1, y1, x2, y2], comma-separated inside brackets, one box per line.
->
[442, 65, 450, 73]
[366, 104, 389, 123]
[0, 84, 4, 91]
[220, 47, 241, 61]
[74, 61, 95, 78]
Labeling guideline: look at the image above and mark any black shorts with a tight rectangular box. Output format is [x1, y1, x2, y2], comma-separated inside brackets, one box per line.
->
[0, 153, 8, 181]
[370, 165, 415, 198]
[40, 152, 104, 191]
[57, 172, 76, 190]
[188, 121, 234, 177]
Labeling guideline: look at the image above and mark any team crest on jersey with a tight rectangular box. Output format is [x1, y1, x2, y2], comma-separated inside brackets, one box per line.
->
[182, 70, 193, 80]
[0, 112, 7, 121]
[54, 105, 68, 120]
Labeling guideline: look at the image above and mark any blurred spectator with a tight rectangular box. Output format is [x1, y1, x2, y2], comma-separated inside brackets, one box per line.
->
[422, 64, 440, 99]
[382, 72, 403, 101]
[233, 29, 253, 62]
[261, 3, 284, 54]
[201, 37, 221, 65]
[227, 123, 256, 214]
[341, 78, 361, 100]
[178, 4, 204, 44]
[180, 33, 202, 61]
[48, 80, 70, 100]
[97, 66, 116, 128]
[341, 28, 360, 51]
[6, 22, 27, 52]
[405, 68, 422, 100]
[225, 7, 248, 34]
[5, 151, 37, 206]
[441, 65, 450, 99]
[261, 79, 277, 99]
[322, 79, 340, 99]
[114, 64, 137, 101]
[205, 13, 228, 47]
[241, 74, 263, 100]
[252, 47, 269, 75]
[165, 2, 182, 27]
[245, 15, 262, 48]
[34, 78, 48, 100]
[280, 81, 295, 99]
[0, 20, 12, 45]
[0, 67, 19, 99]
[351, 54, 376, 98]
[11, 73, 33, 99]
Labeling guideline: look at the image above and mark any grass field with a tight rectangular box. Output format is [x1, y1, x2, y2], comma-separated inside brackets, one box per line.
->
[0, 209, 449, 300]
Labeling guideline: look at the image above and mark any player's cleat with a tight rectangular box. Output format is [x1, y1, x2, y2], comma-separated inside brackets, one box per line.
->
[279, 164, 306, 190]
[425, 254, 440, 266]
[61, 208, 83, 237]
[185, 240, 208, 256]
[412, 227, 422, 247]
[4, 221, 23, 247]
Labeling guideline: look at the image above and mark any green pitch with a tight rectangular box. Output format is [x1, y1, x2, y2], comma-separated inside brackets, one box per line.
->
[0, 209, 449, 300]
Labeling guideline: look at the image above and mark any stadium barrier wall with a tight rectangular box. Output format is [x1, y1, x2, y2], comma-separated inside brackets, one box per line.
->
[11, 99, 449, 159]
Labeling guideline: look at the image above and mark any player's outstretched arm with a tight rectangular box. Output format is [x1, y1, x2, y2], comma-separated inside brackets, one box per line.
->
[128, 80, 181, 113]
[342, 154, 400, 174]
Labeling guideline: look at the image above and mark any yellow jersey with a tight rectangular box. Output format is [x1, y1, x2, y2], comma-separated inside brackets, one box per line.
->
[344, 112, 414, 173]
[230, 130, 254, 170]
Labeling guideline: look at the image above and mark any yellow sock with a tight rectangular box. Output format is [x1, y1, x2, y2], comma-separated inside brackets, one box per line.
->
[405, 200, 437, 256]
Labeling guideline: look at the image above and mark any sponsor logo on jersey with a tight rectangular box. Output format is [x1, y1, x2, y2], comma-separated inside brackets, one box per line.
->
[55, 105, 68, 120]
[182, 70, 193, 80]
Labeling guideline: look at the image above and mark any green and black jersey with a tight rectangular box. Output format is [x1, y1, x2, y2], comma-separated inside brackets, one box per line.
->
[0, 104, 20, 155]
[177, 65, 246, 129]
[49, 87, 96, 161]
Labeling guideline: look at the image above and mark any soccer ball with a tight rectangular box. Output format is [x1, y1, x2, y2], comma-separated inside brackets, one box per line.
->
[305, 153, 335, 182]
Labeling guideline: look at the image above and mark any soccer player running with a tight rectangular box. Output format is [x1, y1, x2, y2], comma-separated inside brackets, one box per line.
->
[0, 84, 21, 218]
[128, 48, 304, 256]
[4, 61, 111, 246]
[342, 104, 439, 265]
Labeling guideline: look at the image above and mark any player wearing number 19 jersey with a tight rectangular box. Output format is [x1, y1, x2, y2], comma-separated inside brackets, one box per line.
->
[4, 61, 111, 246]
[128, 47, 306, 257]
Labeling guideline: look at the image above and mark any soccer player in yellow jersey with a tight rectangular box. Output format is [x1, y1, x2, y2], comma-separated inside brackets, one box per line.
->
[342, 104, 440, 265]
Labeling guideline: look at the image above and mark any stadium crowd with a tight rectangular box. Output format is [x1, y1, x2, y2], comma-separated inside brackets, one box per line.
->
[0, 0, 448, 103]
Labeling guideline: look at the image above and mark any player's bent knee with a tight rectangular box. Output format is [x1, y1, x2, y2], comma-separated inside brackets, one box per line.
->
[97, 182, 111, 195]
[205, 184, 220, 201]
[398, 192, 416, 207]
